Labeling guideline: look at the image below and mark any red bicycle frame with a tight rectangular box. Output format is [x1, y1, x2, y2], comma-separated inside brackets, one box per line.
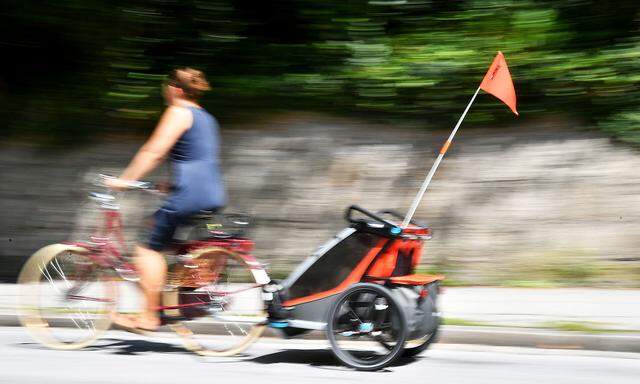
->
[64, 202, 266, 311]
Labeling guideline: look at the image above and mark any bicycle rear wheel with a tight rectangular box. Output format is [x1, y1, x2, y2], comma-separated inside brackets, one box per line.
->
[18, 244, 116, 349]
[168, 247, 267, 357]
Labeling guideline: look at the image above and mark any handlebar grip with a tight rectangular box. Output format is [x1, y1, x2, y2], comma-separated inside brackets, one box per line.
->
[130, 181, 153, 190]
[99, 174, 153, 190]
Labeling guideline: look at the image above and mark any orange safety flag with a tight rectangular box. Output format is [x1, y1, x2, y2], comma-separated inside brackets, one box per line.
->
[480, 51, 518, 116]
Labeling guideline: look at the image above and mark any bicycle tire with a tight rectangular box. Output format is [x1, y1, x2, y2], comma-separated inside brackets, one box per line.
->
[18, 244, 116, 350]
[168, 247, 266, 357]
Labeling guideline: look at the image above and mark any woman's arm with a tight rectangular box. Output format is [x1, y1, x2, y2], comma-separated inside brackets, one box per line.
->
[116, 106, 192, 185]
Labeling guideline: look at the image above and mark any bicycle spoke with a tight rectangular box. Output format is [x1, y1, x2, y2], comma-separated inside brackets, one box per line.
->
[39, 263, 61, 295]
[172, 249, 265, 357]
[22, 248, 114, 348]
[51, 256, 71, 289]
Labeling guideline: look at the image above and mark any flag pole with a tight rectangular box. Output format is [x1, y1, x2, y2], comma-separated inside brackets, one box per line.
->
[401, 85, 482, 228]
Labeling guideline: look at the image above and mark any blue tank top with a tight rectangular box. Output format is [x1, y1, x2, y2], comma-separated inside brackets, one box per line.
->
[165, 106, 226, 214]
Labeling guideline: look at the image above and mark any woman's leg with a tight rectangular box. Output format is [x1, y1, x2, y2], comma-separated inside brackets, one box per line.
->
[133, 245, 167, 329]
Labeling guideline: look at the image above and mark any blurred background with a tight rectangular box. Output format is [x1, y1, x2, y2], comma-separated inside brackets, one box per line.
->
[1, 0, 640, 286]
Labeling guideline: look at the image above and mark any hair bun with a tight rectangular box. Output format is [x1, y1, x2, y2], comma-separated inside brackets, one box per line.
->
[171, 67, 211, 99]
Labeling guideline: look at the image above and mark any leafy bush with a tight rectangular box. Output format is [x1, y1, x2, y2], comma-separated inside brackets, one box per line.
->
[2, 0, 640, 142]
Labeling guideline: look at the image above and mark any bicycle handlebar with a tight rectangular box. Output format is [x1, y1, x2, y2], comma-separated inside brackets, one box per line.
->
[98, 174, 154, 190]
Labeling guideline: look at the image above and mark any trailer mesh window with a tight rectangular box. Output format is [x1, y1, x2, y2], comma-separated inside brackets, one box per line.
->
[287, 232, 378, 300]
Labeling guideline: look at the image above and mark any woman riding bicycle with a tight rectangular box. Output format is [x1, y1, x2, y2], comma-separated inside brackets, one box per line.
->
[106, 68, 225, 330]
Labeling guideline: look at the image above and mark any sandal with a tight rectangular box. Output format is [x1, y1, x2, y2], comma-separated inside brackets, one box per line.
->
[110, 313, 151, 335]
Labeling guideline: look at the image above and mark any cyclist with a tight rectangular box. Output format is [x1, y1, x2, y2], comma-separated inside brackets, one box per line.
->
[106, 68, 225, 331]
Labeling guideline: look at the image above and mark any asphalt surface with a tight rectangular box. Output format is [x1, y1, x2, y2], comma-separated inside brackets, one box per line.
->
[3, 284, 640, 329]
[2, 326, 640, 384]
[3, 283, 640, 354]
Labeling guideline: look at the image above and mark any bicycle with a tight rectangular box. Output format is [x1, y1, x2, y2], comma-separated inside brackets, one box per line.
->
[18, 175, 270, 356]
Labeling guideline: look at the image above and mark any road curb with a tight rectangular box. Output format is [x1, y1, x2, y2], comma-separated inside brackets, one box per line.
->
[437, 325, 640, 353]
[0, 313, 19, 327]
[2, 312, 639, 353]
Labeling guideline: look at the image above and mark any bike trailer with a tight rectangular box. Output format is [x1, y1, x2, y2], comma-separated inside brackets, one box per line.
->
[266, 205, 444, 370]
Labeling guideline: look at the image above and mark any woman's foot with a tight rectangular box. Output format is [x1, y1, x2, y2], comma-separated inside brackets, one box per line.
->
[110, 313, 139, 329]
[134, 312, 161, 331]
[111, 312, 159, 332]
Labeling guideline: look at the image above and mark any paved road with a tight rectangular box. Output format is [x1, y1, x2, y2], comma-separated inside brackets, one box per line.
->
[2, 327, 640, 384]
[3, 284, 640, 329]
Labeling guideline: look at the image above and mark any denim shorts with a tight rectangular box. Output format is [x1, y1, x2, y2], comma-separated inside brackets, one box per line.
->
[137, 206, 182, 251]
[139, 205, 220, 251]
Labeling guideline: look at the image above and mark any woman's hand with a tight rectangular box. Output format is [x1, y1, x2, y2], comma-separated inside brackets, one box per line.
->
[104, 177, 132, 191]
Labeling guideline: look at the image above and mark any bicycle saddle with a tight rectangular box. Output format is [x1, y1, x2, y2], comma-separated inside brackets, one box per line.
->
[174, 211, 252, 241]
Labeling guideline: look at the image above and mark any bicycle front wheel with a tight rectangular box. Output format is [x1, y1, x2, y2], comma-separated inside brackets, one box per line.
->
[18, 244, 116, 350]
[168, 247, 267, 357]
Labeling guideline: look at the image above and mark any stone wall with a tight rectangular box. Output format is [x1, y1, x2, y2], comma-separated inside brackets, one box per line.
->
[2, 116, 639, 285]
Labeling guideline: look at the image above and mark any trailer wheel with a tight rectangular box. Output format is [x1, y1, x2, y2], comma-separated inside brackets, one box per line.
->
[373, 283, 441, 357]
[402, 321, 440, 357]
[326, 283, 408, 371]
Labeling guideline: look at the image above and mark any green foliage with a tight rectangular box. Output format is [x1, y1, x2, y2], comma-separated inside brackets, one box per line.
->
[2, 0, 640, 141]
[508, 249, 605, 287]
[442, 317, 490, 327]
[540, 321, 635, 334]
